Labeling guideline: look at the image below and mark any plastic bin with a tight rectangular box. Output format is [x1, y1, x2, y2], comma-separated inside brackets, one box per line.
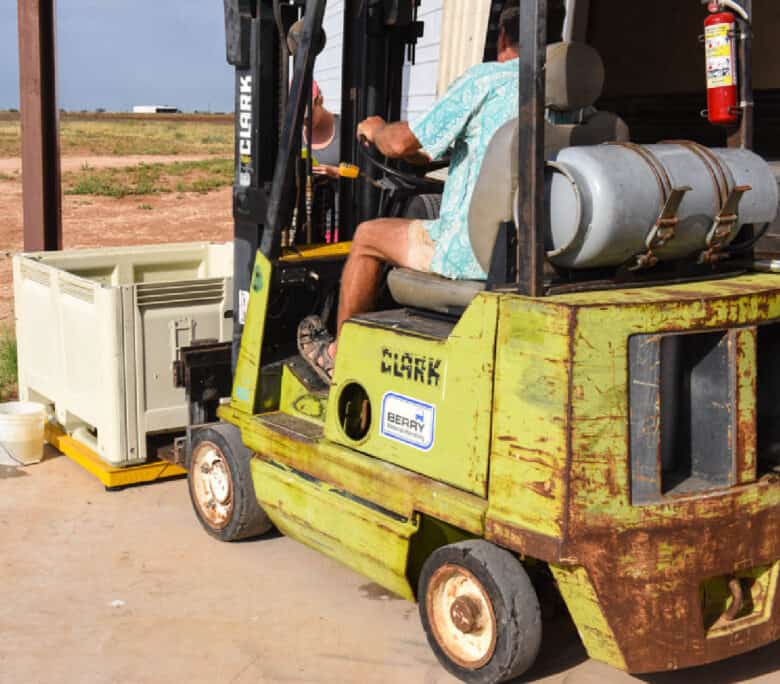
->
[13, 242, 233, 467]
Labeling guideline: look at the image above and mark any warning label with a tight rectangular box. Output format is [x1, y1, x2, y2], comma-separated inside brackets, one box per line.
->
[705, 22, 736, 89]
[380, 392, 436, 452]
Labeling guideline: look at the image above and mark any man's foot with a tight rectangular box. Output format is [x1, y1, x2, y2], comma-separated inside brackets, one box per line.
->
[297, 315, 336, 385]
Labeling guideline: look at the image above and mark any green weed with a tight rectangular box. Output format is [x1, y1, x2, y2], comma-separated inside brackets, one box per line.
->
[0, 328, 18, 401]
[63, 158, 233, 198]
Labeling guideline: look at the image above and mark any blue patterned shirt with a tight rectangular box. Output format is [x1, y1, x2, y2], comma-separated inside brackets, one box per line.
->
[410, 59, 519, 280]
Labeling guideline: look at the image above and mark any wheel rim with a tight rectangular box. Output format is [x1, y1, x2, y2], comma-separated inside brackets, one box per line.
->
[426, 564, 498, 669]
[191, 441, 234, 529]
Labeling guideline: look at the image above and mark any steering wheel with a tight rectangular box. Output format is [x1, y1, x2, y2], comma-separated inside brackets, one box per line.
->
[357, 140, 447, 195]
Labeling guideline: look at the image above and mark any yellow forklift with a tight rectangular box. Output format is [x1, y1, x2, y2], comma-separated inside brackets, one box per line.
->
[183, 0, 780, 681]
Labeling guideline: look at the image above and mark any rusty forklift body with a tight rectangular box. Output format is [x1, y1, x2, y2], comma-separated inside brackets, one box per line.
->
[186, 0, 780, 680]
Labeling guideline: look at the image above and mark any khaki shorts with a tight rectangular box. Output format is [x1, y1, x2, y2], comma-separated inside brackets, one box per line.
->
[406, 220, 436, 272]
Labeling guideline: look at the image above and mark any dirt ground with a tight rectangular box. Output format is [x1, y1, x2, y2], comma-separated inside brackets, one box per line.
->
[0, 155, 232, 326]
[3, 452, 780, 684]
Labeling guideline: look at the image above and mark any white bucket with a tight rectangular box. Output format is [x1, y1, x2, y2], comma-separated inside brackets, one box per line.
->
[0, 401, 46, 465]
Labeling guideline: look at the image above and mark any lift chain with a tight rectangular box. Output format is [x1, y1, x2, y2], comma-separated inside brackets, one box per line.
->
[630, 186, 692, 271]
[699, 184, 752, 264]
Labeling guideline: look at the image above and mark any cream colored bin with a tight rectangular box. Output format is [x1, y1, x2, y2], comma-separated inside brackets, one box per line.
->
[13, 242, 233, 467]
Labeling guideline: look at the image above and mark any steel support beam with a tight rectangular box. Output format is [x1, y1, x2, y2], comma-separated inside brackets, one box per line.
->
[516, 0, 547, 296]
[17, 0, 62, 252]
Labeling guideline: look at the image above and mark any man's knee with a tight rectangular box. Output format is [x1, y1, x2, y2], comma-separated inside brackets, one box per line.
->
[352, 220, 383, 249]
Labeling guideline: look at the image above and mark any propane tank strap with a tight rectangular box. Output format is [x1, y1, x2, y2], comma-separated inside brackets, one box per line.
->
[663, 140, 731, 207]
[606, 142, 673, 206]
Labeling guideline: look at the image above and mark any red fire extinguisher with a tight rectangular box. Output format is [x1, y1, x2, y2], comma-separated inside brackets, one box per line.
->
[704, 3, 739, 126]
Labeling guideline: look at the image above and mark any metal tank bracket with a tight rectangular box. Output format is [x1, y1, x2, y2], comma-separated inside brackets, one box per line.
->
[700, 184, 752, 263]
[630, 186, 692, 271]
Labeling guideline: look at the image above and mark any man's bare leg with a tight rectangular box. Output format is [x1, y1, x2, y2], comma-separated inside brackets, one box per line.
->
[299, 216, 432, 377]
[312, 217, 422, 363]
[336, 217, 415, 334]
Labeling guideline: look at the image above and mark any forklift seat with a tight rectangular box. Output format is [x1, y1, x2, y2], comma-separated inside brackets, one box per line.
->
[388, 42, 629, 315]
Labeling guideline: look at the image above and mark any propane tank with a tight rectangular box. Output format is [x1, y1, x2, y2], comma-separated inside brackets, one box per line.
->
[544, 143, 778, 270]
[705, 5, 739, 126]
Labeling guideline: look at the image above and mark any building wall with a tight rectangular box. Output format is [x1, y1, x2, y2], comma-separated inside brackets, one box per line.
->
[313, 0, 444, 121]
[402, 0, 444, 122]
[588, 0, 780, 97]
[314, 0, 344, 114]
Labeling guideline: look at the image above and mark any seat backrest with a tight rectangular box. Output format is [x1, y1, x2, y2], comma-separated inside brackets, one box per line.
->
[544, 42, 630, 159]
[468, 42, 629, 274]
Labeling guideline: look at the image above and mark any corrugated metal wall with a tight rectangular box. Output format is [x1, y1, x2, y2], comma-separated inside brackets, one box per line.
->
[436, 1, 491, 95]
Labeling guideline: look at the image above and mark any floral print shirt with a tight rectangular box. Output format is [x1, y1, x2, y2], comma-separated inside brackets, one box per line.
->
[410, 59, 519, 280]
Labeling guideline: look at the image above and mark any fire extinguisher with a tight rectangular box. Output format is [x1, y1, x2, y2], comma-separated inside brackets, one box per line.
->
[704, 2, 739, 126]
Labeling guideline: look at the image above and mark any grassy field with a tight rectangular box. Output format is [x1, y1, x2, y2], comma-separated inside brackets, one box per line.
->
[0, 112, 233, 157]
[0, 112, 236, 399]
[63, 158, 233, 198]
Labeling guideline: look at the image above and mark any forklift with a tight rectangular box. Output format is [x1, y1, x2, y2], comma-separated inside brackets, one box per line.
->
[182, 0, 780, 681]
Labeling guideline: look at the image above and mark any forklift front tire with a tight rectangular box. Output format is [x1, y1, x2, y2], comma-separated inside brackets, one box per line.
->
[187, 424, 272, 542]
[419, 540, 542, 684]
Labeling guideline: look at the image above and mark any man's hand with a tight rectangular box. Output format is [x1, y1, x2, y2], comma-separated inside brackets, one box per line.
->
[356, 116, 386, 146]
[312, 164, 340, 179]
[356, 117, 424, 160]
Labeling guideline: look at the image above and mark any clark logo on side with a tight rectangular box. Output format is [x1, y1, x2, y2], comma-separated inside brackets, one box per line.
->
[238, 74, 253, 187]
[380, 392, 436, 452]
[381, 348, 443, 387]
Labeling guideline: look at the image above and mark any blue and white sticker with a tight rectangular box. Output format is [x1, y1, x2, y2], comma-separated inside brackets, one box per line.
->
[380, 392, 436, 452]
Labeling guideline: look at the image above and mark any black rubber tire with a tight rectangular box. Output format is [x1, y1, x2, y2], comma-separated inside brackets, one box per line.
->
[187, 423, 272, 542]
[405, 193, 442, 221]
[418, 540, 542, 684]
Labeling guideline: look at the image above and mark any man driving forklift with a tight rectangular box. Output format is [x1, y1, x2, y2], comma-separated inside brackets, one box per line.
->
[298, 2, 523, 383]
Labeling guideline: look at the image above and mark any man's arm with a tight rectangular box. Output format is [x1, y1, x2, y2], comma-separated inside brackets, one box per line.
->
[356, 116, 429, 162]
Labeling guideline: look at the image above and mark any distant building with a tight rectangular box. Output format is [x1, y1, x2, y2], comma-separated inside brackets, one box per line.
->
[132, 105, 180, 114]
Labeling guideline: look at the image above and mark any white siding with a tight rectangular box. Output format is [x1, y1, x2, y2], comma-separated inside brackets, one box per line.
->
[313, 0, 445, 120]
[312, 1, 493, 122]
[314, 0, 344, 113]
[401, 0, 443, 122]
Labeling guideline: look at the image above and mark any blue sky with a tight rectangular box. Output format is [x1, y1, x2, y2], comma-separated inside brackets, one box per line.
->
[0, 1, 233, 112]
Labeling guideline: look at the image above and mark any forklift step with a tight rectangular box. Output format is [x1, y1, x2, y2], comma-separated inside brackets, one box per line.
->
[285, 355, 329, 398]
[254, 412, 324, 443]
[353, 308, 456, 339]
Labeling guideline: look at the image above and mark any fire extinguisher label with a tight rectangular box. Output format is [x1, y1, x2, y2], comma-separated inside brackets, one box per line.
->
[705, 23, 736, 89]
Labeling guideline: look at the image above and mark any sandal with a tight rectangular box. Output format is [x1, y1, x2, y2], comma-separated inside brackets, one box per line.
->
[297, 315, 336, 384]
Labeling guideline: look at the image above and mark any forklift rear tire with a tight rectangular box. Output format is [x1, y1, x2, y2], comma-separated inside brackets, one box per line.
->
[187, 424, 272, 542]
[418, 540, 542, 684]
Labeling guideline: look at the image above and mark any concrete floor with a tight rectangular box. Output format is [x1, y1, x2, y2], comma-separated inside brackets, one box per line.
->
[3, 451, 780, 684]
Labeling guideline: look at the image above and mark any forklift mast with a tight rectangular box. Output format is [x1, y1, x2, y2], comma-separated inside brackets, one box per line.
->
[223, 0, 281, 366]
[222, 0, 428, 366]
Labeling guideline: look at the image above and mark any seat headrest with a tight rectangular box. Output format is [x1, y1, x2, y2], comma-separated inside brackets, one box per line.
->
[546, 42, 605, 112]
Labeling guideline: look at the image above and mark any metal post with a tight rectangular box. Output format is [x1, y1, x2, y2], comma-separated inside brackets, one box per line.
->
[516, 0, 547, 297]
[728, 0, 754, 150]
[17, 0, 62, 252]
